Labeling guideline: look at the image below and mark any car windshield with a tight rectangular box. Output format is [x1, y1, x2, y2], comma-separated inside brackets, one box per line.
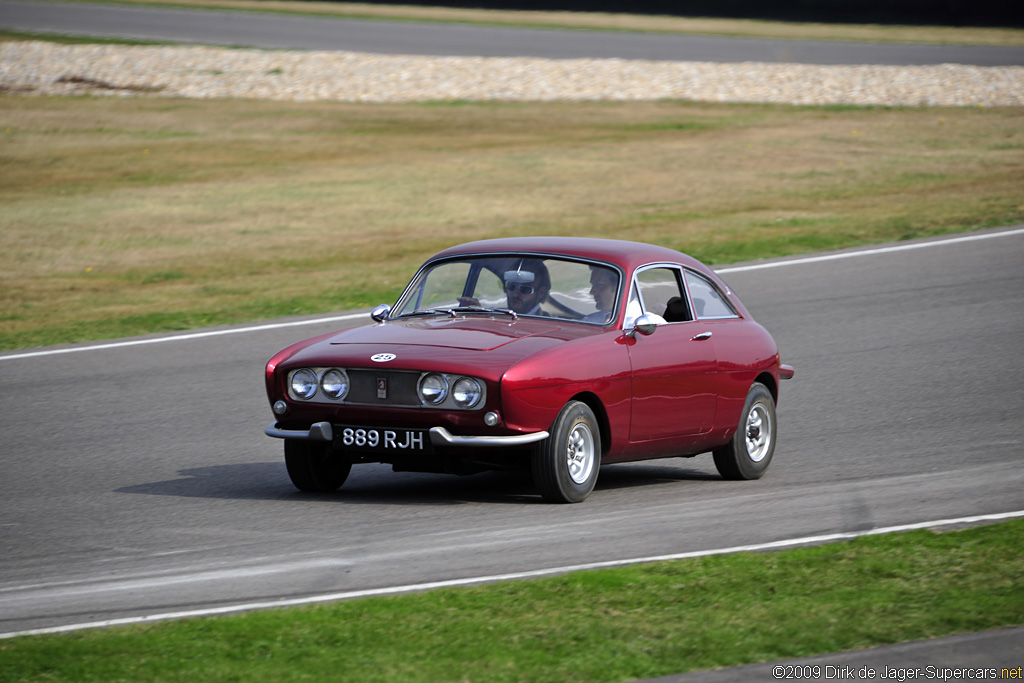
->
[393, 255, 621, 325]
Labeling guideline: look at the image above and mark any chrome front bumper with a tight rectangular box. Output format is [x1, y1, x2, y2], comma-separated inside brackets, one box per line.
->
[428, 426, 549, 447]
[265, 421, 334, 441]
[264, 422, 548, 447]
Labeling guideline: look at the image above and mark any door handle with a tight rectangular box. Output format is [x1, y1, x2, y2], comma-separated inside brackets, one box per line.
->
[691, 331, 712, 341]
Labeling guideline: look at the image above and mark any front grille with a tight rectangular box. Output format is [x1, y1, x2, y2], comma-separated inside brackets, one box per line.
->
[347, 369, 421, 407]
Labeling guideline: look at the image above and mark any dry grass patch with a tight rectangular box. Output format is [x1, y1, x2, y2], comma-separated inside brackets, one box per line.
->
[1, 96, 1022, 349]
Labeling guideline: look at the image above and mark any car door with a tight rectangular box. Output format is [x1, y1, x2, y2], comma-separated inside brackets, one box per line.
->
[682, 268, 755, 429]
[627, 265, 718, 441]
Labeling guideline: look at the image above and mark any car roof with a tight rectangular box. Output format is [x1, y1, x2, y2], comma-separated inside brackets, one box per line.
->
[430, 236, 709, 274]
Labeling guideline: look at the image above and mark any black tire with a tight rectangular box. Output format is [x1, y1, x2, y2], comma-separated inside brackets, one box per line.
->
[284, 440, 351, 492]
[713, 382, 776, 480]
[532, 401, 601, 503]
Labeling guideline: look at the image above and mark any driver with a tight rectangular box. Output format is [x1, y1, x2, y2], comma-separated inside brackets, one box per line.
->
[502, 259, 551, 315]
[460, 259, 551, 315]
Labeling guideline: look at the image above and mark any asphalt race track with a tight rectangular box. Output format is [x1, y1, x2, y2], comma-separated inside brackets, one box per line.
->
[1, 227, 1022, 636]
[2, 0, 1024, 65]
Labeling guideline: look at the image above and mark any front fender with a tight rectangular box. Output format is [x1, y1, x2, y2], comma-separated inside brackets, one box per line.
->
[497, 331, 632, 453]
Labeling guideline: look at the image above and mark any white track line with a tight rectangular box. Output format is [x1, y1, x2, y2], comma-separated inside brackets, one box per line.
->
[0, 313, 366, 361]
[2, 509, 1021, 640]
[1, 227, 1022, 362]
[716, 226, 1024, 274]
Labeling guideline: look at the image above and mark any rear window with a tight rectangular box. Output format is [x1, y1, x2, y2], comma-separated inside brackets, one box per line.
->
[684, 270, 738, 319]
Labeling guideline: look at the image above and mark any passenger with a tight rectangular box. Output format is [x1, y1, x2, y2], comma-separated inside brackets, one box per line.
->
[583, 267, 618, 323]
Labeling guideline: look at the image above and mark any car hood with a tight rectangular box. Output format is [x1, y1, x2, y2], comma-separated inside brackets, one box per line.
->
[334, 316, 570, 350]
[280, 315, 597, 378]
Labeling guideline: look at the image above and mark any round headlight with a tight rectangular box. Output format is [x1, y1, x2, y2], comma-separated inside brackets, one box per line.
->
[321, 369, 349, 400]
[419, 373, 448, 404]
[290, 368, 318, 400]
[452, 377, 483, 408]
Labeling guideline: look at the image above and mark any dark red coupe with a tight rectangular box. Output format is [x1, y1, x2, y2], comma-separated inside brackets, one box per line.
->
[264, 237, 794, 503]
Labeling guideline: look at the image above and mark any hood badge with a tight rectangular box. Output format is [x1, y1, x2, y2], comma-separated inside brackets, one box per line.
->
[371, 353, 397, 363]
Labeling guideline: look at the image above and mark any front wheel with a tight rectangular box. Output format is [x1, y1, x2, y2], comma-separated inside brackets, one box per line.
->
[532, 401, 601, 503]
[284, 440, 351, 492]
[713, 382, 777, 480]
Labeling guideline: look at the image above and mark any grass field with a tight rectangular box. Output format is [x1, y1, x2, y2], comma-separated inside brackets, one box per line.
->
[2, 97, 1022, 350]
[1, 521, 1022, 681]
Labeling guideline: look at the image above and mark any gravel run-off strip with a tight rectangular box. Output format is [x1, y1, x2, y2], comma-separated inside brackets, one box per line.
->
[1, 41, 1023, 106]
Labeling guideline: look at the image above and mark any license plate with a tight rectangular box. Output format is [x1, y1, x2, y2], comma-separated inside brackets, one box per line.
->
[335, 425, 431, 453]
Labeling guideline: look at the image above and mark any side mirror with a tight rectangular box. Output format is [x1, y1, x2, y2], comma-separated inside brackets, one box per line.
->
[626, 314, 658, 338]
[371, 304, 391, 323]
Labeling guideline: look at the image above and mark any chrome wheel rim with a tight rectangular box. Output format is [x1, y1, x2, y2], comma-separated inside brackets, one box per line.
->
[744, 403, 772, 463]
[566, 422, 596, 484]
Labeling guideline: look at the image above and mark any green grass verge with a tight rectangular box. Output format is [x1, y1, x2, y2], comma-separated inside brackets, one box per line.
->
[1, 520, 1022, 681]
[0, 29, 186, 46]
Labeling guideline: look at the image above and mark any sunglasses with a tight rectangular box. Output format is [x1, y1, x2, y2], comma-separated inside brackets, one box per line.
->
[505, 282, 536, 295]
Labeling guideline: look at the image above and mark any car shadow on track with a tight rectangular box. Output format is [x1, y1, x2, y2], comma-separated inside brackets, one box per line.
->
[114, 461, 722, 504]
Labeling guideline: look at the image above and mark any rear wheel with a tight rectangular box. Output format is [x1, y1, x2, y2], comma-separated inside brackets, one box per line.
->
[284, 440, 351, 492]
[532, 401, 601, 503]
[713, 382, 776, 480]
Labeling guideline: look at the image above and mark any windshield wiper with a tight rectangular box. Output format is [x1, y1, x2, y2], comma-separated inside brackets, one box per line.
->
[403, 306, 517, 319]
[456, 306, 518, 319]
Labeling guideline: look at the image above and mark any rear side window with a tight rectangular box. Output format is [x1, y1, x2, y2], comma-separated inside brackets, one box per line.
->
[684, 271, 738, 319]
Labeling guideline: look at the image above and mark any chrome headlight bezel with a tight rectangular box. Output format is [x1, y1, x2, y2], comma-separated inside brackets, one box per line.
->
[320, 368, 350, 401]
[418, 373, 449, 405]
[452, 377, 483, 409]
[288, 368, 318, 400]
